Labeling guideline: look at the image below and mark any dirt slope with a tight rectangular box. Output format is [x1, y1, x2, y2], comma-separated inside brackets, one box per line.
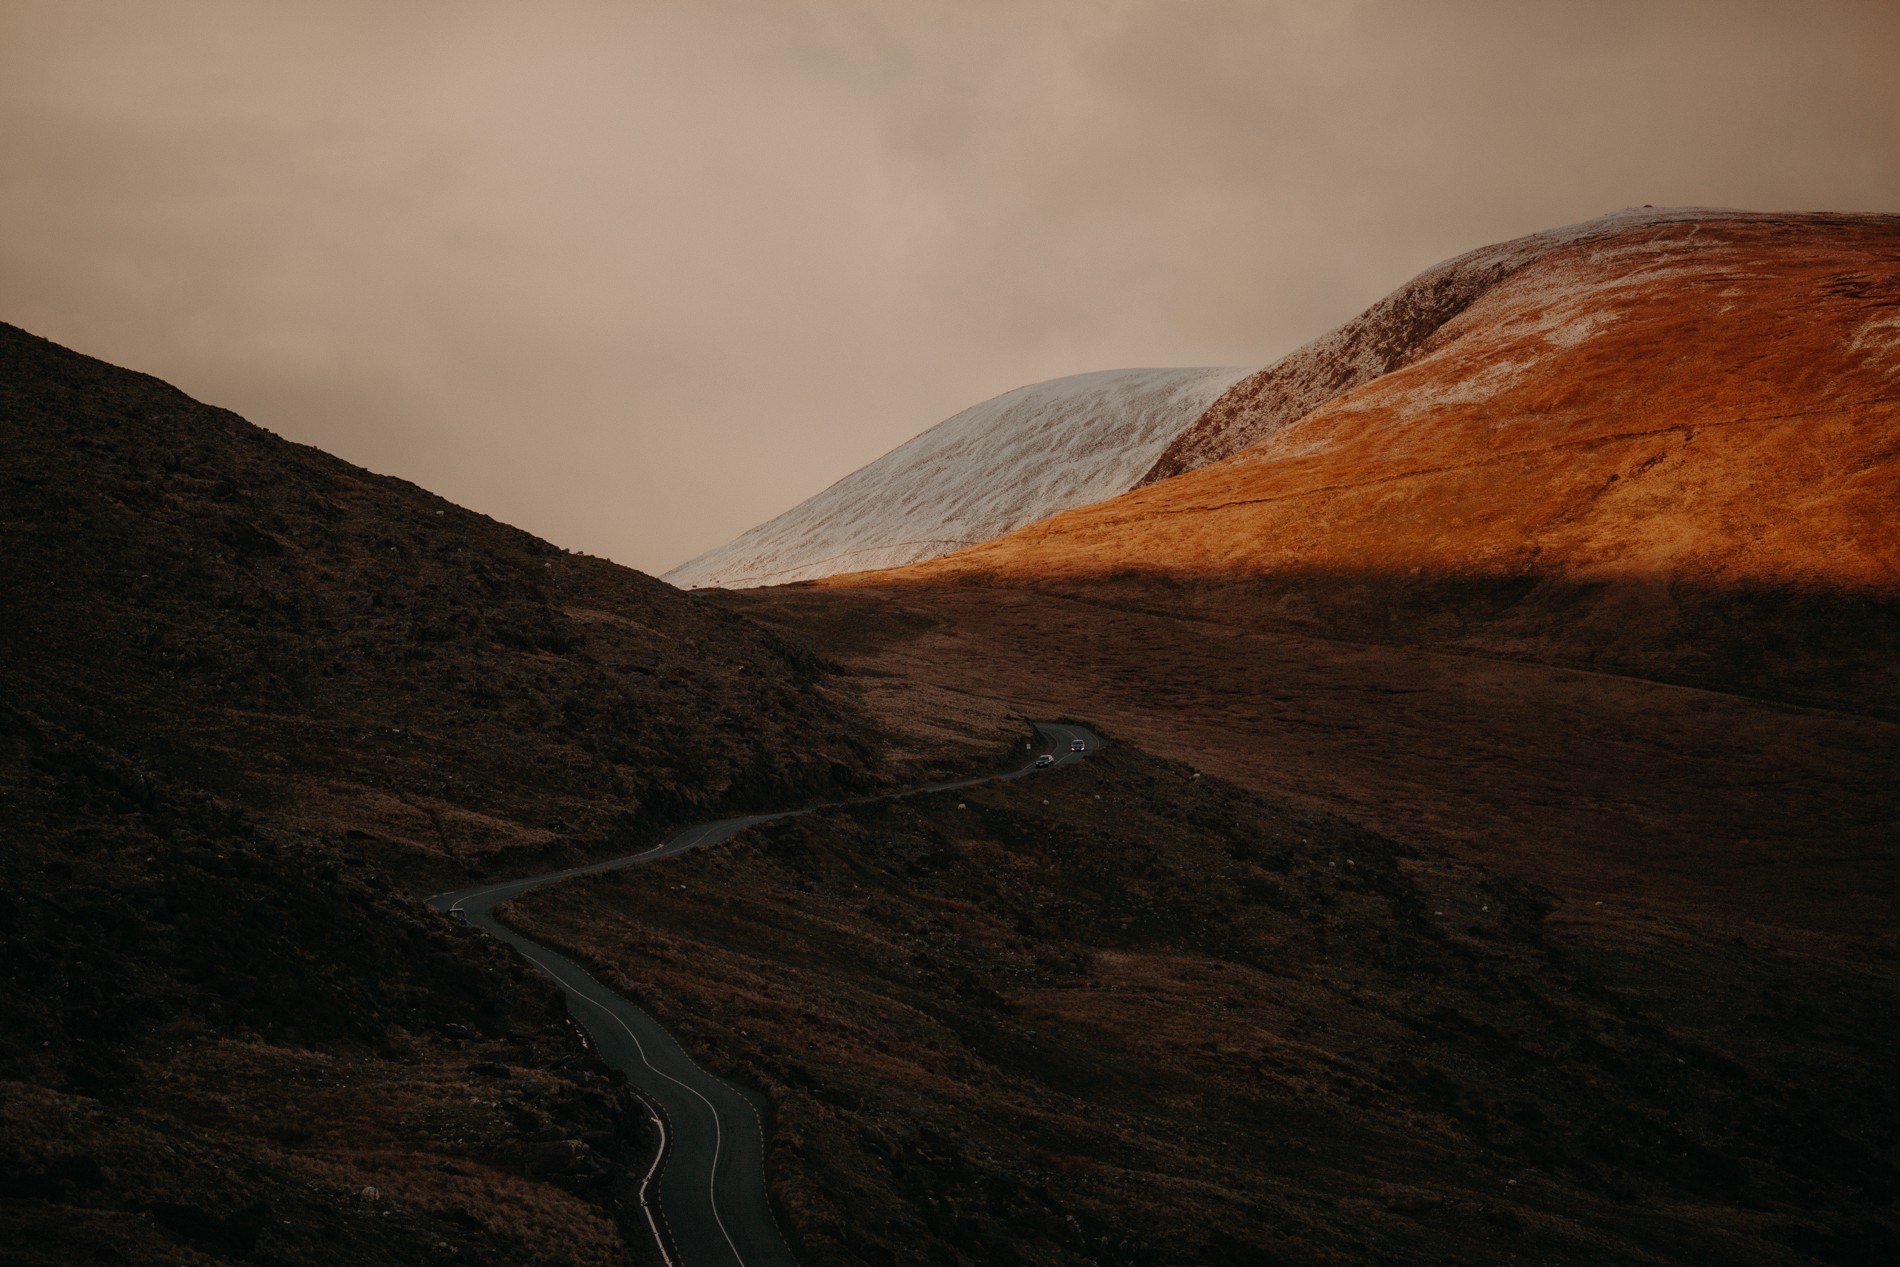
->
[859, 212, 1900, 714]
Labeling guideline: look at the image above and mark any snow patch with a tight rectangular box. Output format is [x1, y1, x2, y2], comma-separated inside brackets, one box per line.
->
[1850, 312, 1900, 373]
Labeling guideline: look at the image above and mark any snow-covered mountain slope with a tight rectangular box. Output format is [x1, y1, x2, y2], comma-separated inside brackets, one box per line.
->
[663, 366, 1252, 589]
[1139, 207, 1745, 486]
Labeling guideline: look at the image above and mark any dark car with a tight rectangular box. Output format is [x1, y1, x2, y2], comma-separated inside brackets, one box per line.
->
[1035, 754, 1055, 768]
[1070, 739, 1086, 752]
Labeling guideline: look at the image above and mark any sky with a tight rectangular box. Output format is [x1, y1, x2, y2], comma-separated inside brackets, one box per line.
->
[3, 1, 1898, 576]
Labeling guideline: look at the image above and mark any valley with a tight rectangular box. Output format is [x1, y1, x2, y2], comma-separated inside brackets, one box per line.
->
[5, 205, 1897, 1266]
[510, 736, 1897, 1265]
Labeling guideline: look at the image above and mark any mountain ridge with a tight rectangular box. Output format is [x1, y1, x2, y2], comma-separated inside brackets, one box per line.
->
[1138, 206, 1769, 485]
[839, 209, 1900, 714]
[670, 208, 1829, 593]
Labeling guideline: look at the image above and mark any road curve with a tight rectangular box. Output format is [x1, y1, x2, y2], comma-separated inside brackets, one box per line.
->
[428, 721, 1100, 1267]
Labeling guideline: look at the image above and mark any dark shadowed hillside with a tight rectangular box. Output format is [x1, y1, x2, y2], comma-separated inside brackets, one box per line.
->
[510, 742, 1900, 1267]
[0, 322, 905, 1265]
[1, 703, 656, 1266]
[0, 320, 890, 891]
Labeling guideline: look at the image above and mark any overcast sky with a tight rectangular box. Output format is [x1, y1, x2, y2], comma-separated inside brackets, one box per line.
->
[4, 1, 1897, 575]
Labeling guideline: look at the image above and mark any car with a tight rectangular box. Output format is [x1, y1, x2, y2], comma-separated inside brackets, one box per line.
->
[1035, 754, 1055, 768]
[1070, 739, 1086, 752]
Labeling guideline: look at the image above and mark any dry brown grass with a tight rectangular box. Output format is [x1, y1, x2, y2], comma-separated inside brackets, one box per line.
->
[727, 582, 1899, 951]
[509, 743, 1900, 1266]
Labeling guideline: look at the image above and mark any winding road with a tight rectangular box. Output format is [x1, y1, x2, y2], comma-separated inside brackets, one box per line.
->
[427, 721, 1100, 1267]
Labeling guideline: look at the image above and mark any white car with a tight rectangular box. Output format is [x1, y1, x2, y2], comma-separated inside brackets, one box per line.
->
[1035, 754, 1055, 768]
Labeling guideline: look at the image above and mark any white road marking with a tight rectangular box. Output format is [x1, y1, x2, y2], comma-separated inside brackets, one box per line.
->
[546, 971, 748, 1267]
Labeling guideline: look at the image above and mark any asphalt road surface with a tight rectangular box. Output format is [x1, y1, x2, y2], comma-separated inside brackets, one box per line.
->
[428, 721, 1100, 1267]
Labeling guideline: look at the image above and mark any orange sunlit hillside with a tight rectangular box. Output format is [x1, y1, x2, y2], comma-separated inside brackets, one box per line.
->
[847, 214, 1900, 707]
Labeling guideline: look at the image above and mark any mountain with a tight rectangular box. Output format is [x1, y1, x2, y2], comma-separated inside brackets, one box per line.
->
[663, 366, 1251, 589]
[703, 208, 1900, 1262]
[8, 200, 1897, 1267]
[847, 209, 1900, 713]
[671, 209, 1797, 595]
[0, 321, 888, 890]
[0, 320, 896, 1265]
[1138, 206, 1748, 485]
